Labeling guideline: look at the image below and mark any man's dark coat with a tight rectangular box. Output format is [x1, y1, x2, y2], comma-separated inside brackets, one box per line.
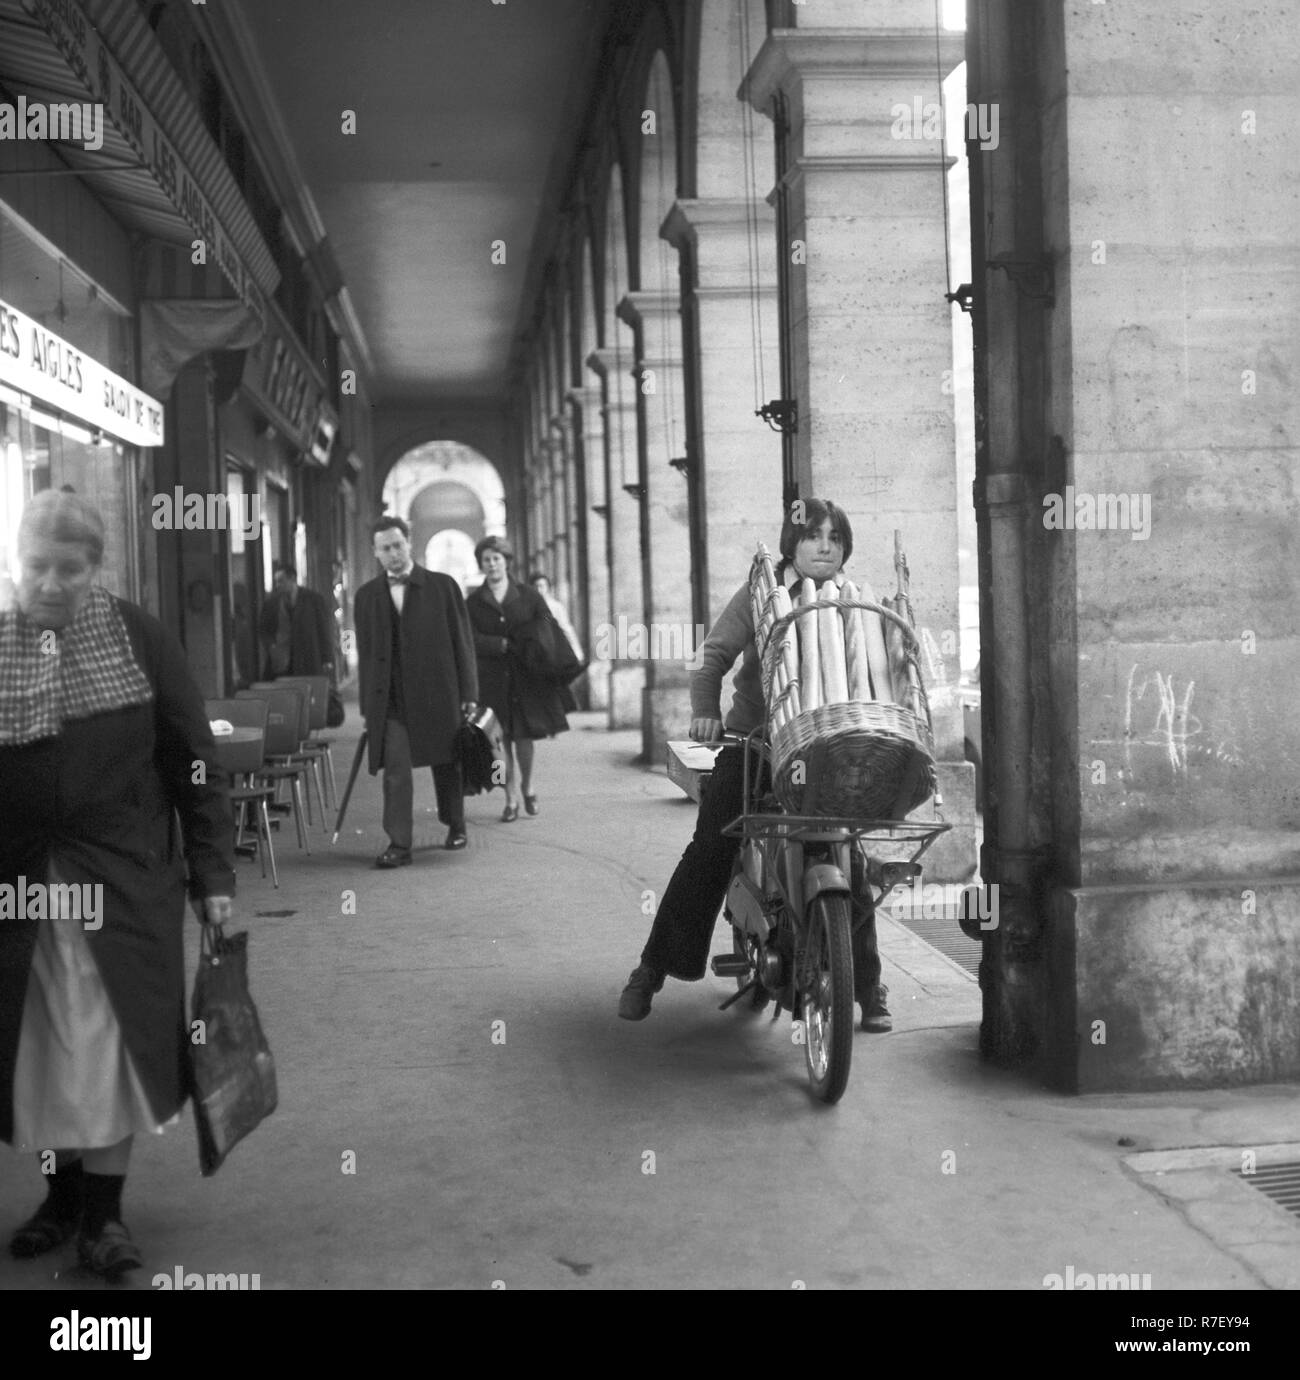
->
[354, 566, 478, 774]
[0, 600, 236, 1142]
[258, 584, 335, 678]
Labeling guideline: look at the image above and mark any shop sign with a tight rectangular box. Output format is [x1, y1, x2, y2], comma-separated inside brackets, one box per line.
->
[30, 0, 266, 329]
[241, 319, 333, 464]
[0, 295, 164, 447]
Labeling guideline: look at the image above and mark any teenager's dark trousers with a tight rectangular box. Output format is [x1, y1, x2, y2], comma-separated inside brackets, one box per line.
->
[640, 744, 881, 999]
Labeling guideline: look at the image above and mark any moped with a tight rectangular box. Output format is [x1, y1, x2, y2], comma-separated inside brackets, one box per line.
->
[708, 592, 949, 1105]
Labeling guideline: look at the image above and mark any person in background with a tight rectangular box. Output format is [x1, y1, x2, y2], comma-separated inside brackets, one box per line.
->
[617, 498, 890, 1033]
[231, 581, 257, 689]
[467, 538, 573, 822]
[528, 572, 584, 664]
[0, 490, 235, 1277]
[258, 562, 336, 681]
[354, 515, 478, 865]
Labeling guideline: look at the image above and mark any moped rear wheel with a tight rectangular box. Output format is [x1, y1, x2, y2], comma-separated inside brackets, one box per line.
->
[800, 894, 854, 1104]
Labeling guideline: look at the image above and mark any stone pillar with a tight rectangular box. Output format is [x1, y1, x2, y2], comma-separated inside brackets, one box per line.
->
[548, 415, 574, 598]
[569, 383, 610, 709]
[744, 19, 975, 880]
[970, 0, 1300, 1090]
[617, 290, 694, 763]
[662, 199, 783, 621]
[587, 347, 645, 730]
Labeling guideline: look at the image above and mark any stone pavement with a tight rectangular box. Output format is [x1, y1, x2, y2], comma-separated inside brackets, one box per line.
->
[1, 713, 1297, 1290]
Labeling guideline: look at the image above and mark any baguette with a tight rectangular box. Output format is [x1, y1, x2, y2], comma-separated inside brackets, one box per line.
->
[819, 584, 849, 704]
[771, 585, 799, 714]
[840, 581, 871, 702]
[856, 578, 893, 703]
[797, 578, 821, 712]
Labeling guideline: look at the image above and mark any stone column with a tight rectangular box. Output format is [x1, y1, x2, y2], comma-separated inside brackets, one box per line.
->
[974, 0, 1300, 1090]
[617, 290, 694, 762]
[662, 199, 783, 621]
[587, 347, 645, 729]
[569, 383, 609, 709]
[549, 414, 576, 595]
[744, 21, 975, 881]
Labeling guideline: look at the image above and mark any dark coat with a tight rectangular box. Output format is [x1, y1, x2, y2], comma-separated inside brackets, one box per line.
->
[0, 599, 236, 1142]
[258, 584, 335, 679]
[466, 580, 574, 741]
[355, 566, 478, 773]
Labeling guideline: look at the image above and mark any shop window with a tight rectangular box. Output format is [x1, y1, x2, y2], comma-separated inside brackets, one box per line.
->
[0, 206, 139, 602]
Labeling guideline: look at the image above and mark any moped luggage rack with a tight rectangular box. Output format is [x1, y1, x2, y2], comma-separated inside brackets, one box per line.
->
[719, 725, 950, 859]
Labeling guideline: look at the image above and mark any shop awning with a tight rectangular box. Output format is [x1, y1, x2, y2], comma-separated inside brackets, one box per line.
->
[0, 0, 278, 324]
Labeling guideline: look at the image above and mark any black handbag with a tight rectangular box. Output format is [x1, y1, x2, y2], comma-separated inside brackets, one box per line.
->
[190, 923, 277, 1177]
[458, 705, 506, 795]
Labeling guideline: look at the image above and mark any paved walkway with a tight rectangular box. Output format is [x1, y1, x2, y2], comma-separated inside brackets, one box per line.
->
[2, 713, 1297, 1290]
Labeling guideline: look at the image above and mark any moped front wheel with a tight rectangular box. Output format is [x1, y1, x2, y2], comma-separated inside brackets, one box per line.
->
[799, 894, 855, 1104]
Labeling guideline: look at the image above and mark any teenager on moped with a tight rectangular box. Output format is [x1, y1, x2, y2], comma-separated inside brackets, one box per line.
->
[617, 499, 889, 1031]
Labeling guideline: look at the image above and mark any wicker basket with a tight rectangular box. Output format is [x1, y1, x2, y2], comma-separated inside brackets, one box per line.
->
[749, 548, 938, 819]
[768, 699, 936, 818]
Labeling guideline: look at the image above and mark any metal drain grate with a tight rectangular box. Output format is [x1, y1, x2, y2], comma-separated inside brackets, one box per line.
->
[891, 909, 982, 976]
[1234, 1161, 1300, 1219]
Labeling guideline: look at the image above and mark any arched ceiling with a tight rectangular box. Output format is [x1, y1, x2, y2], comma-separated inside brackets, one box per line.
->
[237, 0, 606, 403]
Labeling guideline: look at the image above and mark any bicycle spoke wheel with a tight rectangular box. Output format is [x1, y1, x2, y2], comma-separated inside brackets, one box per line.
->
[799, 893, 855, 1104]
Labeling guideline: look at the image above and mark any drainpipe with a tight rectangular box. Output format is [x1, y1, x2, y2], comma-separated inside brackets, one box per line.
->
[969, 0, 1048, 1063]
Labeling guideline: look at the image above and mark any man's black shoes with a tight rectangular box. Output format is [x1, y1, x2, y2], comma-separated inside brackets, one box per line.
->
[375, 845, 412, 869]
[444, 829, 468, 850]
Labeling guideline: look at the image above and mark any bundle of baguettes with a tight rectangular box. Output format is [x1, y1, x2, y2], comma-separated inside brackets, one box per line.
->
[750, 542, 901, 721]
[748, 537, 935, 817]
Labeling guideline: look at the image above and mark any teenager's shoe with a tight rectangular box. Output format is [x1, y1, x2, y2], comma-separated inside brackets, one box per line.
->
[860, 983, 892, 1033]
[10, 1203, 79, 1259]
[523, 795, 539, 816]
[500, 804, 519, 823]
[77, 1220, 142, 1277]
[444, 829, 468, 850]
[374, 845, 412, 869]
[618, 963, 664, 1020]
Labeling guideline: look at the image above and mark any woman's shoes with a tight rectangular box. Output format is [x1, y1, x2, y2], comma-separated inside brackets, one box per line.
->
[523, 795, 539, 816]
[500, 803, 519, 822]
[9, 1203, 79, 1258]
[77, 1219, 142, 1277]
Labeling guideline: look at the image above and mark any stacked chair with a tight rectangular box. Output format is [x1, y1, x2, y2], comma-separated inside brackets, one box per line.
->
[238, 685, 319, 853]
[274, 675, 337, 810]
[205, 696, 279, 888]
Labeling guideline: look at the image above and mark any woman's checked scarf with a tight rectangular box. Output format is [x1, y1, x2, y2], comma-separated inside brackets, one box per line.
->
[0, 585, 154, 747]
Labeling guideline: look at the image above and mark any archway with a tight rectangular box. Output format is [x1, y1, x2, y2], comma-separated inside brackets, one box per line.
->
[382, 441, 506, 590]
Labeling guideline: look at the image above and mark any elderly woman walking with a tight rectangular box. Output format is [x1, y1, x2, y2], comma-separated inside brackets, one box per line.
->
[0, 490, 235, 1278]
[466, 536, 574, 822]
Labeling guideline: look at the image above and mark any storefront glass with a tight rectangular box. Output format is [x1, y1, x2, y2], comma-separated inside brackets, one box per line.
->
[0, 204, 138, 600]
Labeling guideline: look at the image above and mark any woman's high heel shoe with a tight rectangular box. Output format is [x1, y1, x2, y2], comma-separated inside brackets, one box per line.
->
[523, 795, 538, 816]
[500, 803, 519, 822]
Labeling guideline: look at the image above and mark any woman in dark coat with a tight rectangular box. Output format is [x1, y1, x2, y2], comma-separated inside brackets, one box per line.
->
[466, 536, 574, 822]
[0, 490, 235, 1277]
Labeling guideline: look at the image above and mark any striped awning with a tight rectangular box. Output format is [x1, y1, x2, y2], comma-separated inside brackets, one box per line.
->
[0, 0, 279, 307]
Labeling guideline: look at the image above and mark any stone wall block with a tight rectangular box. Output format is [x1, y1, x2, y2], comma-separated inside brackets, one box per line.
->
[1048, 880, 1300, 1091]
[1071, 636, 1300, 862]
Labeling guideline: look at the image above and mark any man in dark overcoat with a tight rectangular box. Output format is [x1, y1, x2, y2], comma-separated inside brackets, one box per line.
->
[354, 515, 478, 866]
[258, 562, 336, 680]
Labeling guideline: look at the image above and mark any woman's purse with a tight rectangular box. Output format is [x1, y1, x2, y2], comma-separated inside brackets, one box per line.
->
[190, 922, 277, 1177]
